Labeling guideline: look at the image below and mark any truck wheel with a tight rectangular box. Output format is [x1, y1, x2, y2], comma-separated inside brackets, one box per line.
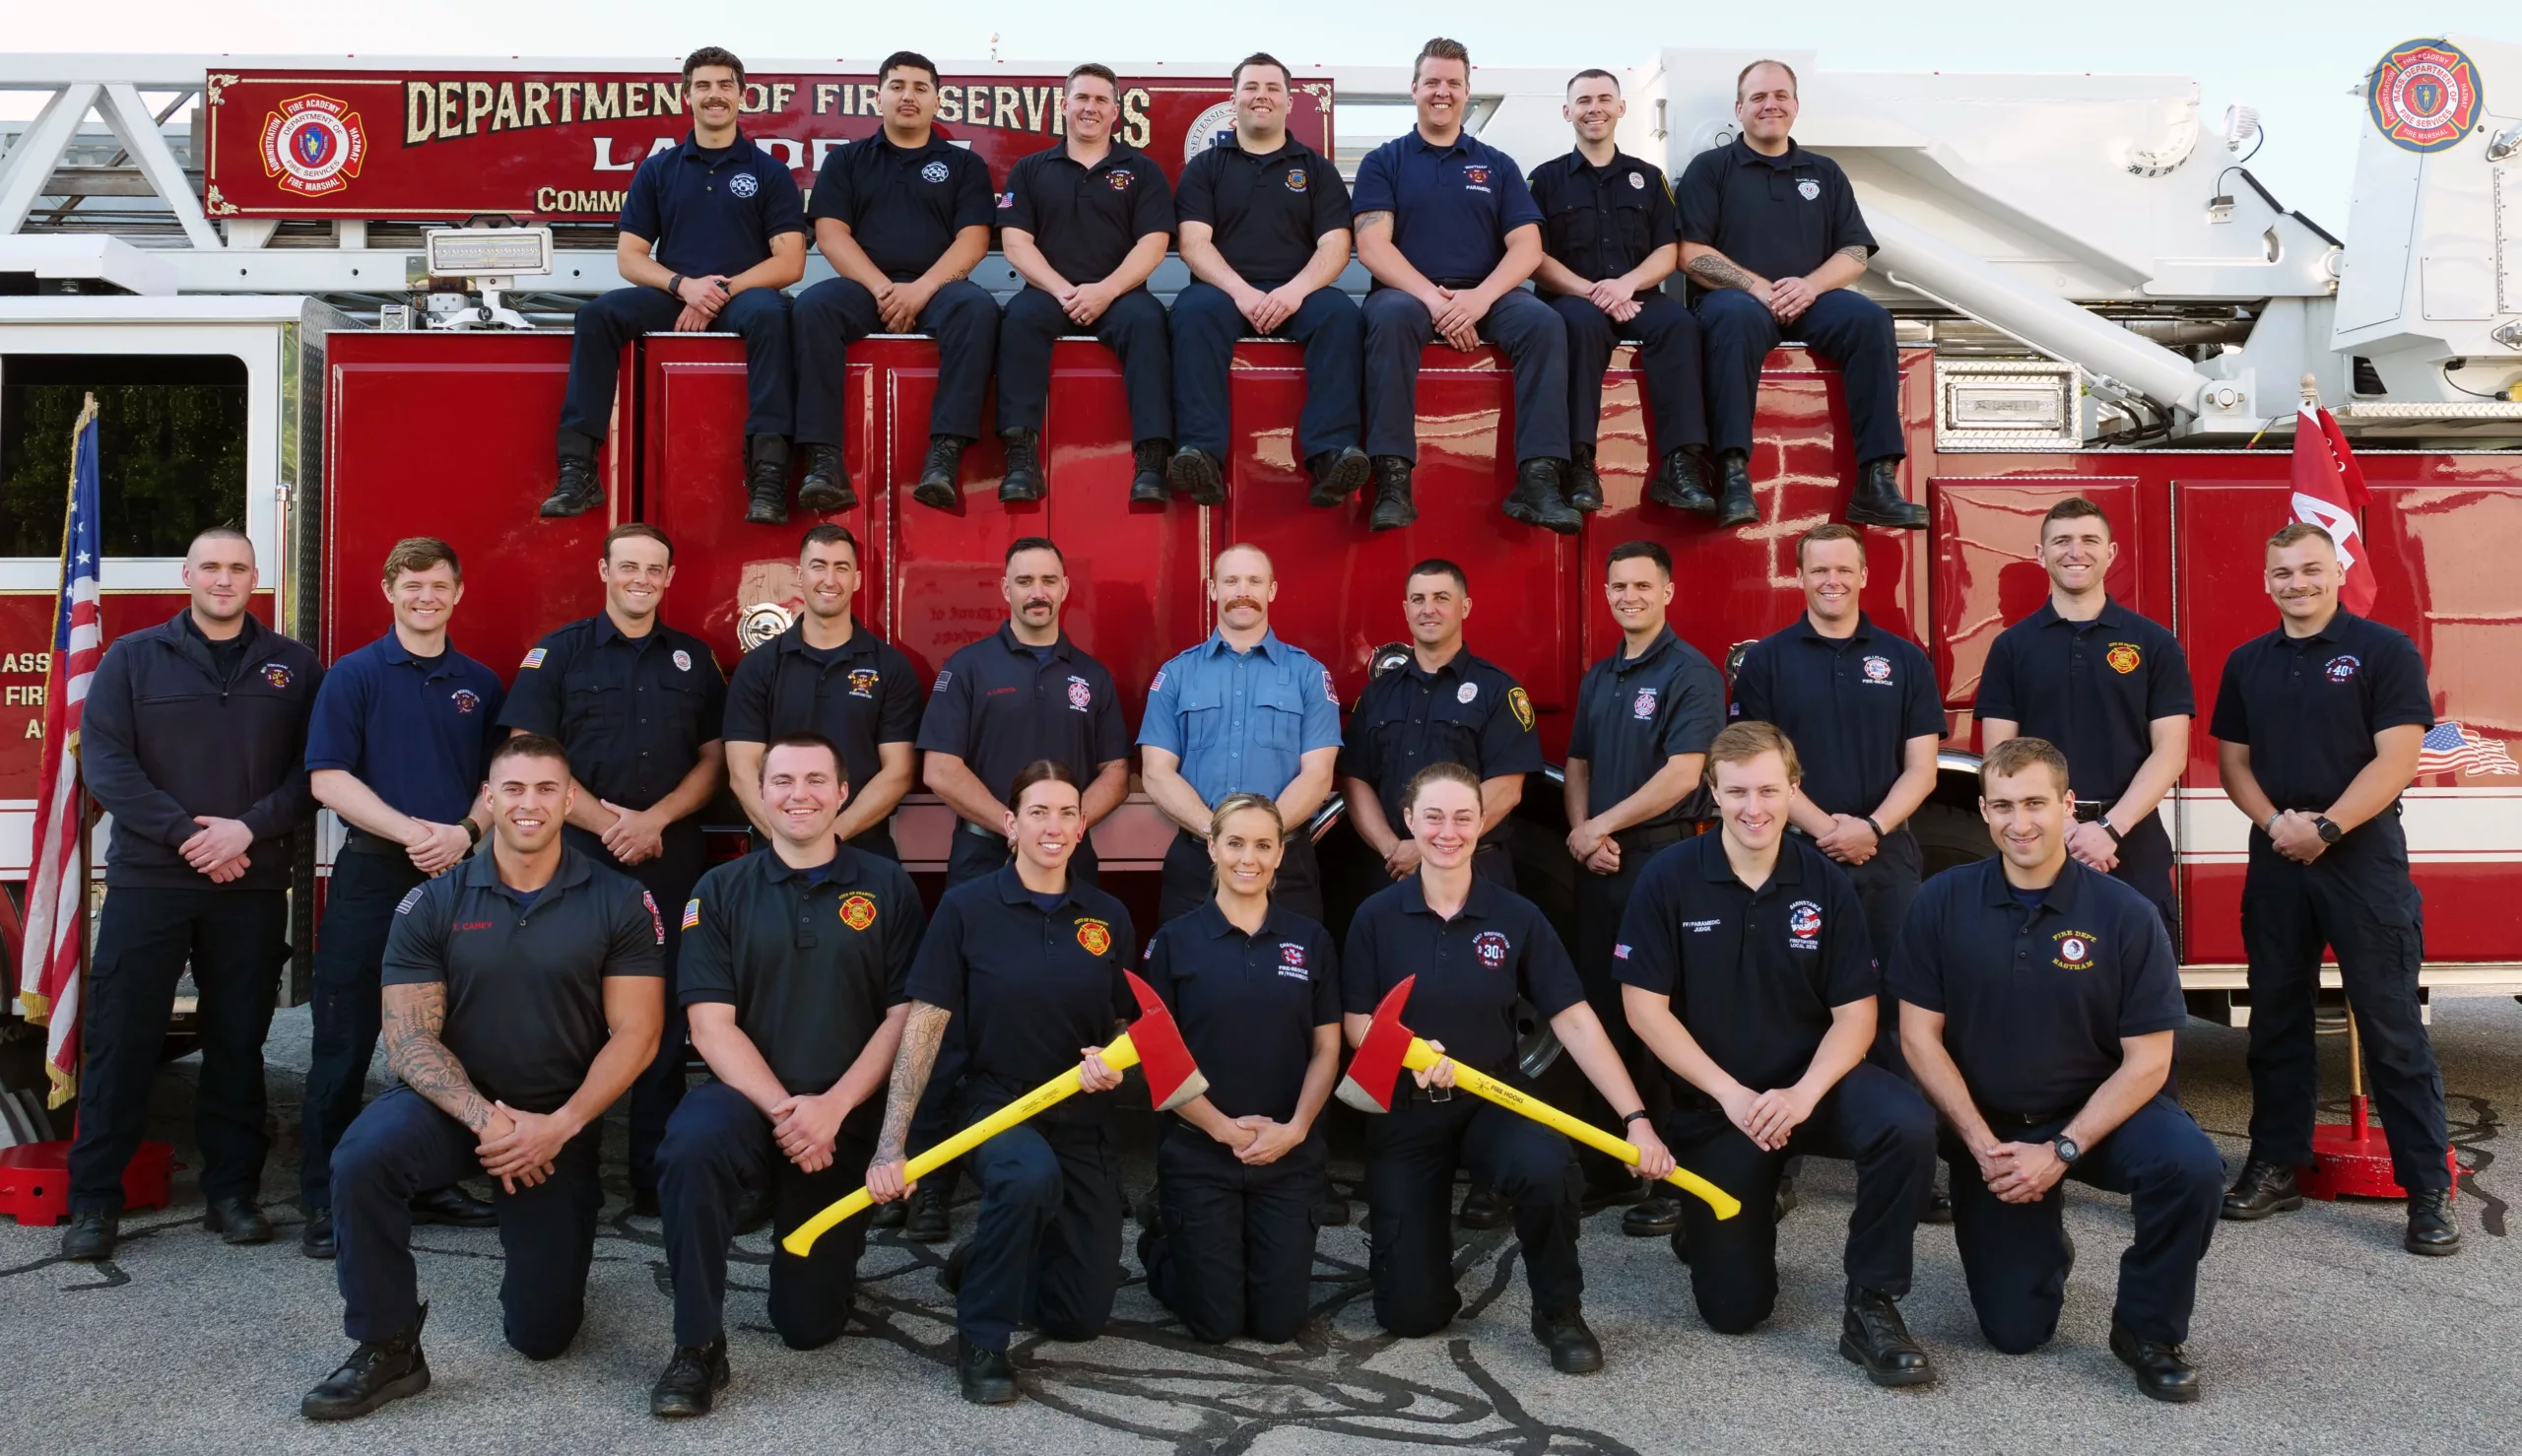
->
[1911, 799, 1995, 878]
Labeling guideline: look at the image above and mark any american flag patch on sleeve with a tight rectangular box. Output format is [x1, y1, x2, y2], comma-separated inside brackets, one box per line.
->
[682, 897, 701, 931]
[1613, 944, 1631, 960]
[395, 886, 426, 915]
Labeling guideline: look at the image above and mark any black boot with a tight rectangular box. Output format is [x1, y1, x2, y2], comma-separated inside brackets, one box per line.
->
[1165, 446, 1226, 505]
[1715, 450, 1759, 528]
[913, 433, 969, 510]
[2406, 1187, 2462, 1256]
[204, 1195, 274, 1245]
[1456, 1183, 1507, 1230]
[1845, 456, 1928, 529]
[301, 1303, 431, 1421]
[1367, 456, 1417, 532]
[871, 1198, 908, 1230]
[743, 436, 791, 525]
[2109, 1319, 2201, 1403]
[60, 1208, 117, 1261]
[1131, 438, 1172, 505]
[1314, 1189, 1353, 1227]
[1502, 458, 1582, 535]
[998, 428, 1044, 503]
[797, 443, 855, 514]
[1838, 1285, 1936, 1387]
[1531, 1307, 1603, 1374]
[1647, 446, 1717, 514]
[1565, 442, 1604, 512]
[2221, 1158, 2302, 1221]
[649, 1336, 731, 1418]
[1307, 446, 1370, 507]
[409, 1185, 496, 1228]
[905, 1181, 953, 1244]
[301, 1205, 336, 1260]
[1622, 1194, 1680, 1237]
[957, 1336, 1020, 1405]
[539, 451, 603, 518]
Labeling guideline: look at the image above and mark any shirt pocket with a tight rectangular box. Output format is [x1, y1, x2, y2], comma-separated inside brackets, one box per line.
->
[562, 668, 627, 740]
[134, 684, 219, 741]
[1178, 676, 1227, 756]
[1251, 674, 1308, 754]
[1610, 196, 1656, 260]
[1544, 197, 1597, 264]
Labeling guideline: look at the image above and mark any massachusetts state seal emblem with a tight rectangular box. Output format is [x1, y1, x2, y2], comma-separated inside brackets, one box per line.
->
[259, 94, 367, 199]
[2368, 39, 2483, 154]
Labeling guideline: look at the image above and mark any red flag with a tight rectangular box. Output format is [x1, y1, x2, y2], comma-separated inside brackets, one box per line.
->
[2289, 403, 2377, 615]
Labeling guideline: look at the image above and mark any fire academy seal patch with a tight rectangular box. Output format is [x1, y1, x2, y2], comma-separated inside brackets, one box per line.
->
[2367, 38, 2483, 155]
[1076, 918, 1114, 956]
[2107, 642, 2142, 675]
[839, 893, 878, 932]
[259, 94, 367, 199]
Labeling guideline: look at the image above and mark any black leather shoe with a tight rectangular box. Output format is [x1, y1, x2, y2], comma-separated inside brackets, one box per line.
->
[1457, 1183, 1508, 1230]
[797, 443, 855, 514]
[732, 1185, 772, 1238]
[649, 1337, 730, 1418]
[410, 1185, 497, 1228]
[204, 1196, 274, 1245]
[958, 1336, 1020, 1405]
[1845, 456, 1928, 529]
[913, 433, 969, 509]
[744, 437, 791, 525]
[1774, 1173, 1801, 1222]
[1647, 446, 1717, 514]
[301, 1206, 337, 1260]
[1307, 446, 1370, 506]
[906, 1182, 953, 1244]
[1839, 1286, 1936, 1387]
[1923, 1188, 1954, 1224]
[1314, 1191, 1352, 1227]
[998, 428, 1044, 503]
[1367, 456, 1417, 531]
[871, 1198, 908, 1229]
[1165, 446, 1226, 505]
[301, 1304, 431, 1421]
[1622, 1195, 1680, 1238]
[1130, 439, 1172, 505]
[1715, 450, 1759, 527]
[2109, 1319, 2201, 1403]
[1565, 443, 1604, 512]
[60, 1208, 117, 1261]
[1531, 1308, 1603, 1374]
[2406, 1187, 2462, 1256]
[2221, 1159, 2302, 1221]
[1502, 458, 1583, 535]
[539, 453, 604, 518]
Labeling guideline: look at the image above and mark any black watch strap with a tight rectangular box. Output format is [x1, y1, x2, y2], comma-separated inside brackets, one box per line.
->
[1862, 815, 1886, 839]
[664, 272, 685, 298]
[2099, 819, 2123, 844]
[1621, 1108, 1652, 1126]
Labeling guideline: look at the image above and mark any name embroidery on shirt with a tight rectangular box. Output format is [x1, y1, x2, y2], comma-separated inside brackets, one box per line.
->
[1682, 918, 1721, 934]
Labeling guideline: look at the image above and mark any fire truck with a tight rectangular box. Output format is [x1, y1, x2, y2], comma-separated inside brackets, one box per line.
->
[1, 39, 2517, 1082]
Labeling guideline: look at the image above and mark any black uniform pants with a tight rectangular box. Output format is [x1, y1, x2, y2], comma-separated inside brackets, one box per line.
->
[1945, 1095, 2223, 1351]
[1550, 292, 1707, 454]
[1169, 281, 1362, 462]
[300, 848, 429, 1211]
[70, 888, 288, 1212]
[2239, 825, 2450, 1191]
[1144, 1126, 1326, 1344]
[559, 286, 793, 450]
[1662, 1065, 1936, 1333]
[2106, 811, 2178, 934]
[1161, 827, 1322, 928]
[332, 1087, 603, 1357]
[618, 837, 706, 1199]
[996, 284, 1171, 443]
[1361, 287, 1569, 465]
[1571, 824, 1693, 1186]
[956, 1099, 1125, 1353]
[1695, 287, 1902, 465]
[1841, 827, 1922, 1073]
[1363, 1093, 1584, 1336]
[792, 277, 998, 448]
[658, 1081, 874, 1350]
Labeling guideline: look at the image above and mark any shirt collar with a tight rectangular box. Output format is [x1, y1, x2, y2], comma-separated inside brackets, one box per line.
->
[1048, 139, 1145, 173]
[589, 612, 666, 649]
[1195, 896, 1285, 941]
[2287, 610, 2354, 646]
[996, 622, 1072, 661]
[1202, 629, 1287, 665]
[461, 844, 594, 897]
[2029, 597, 2125, 631]
[775, 620, 871, 658]
[763, 840, 862, 887]
[376, 630, 451, 670]
[1400, 873, 1493, 921]
[177, 609, 260, 650]
[1976, 855, 2083, 917]
[1403, 648, 1476, 684]
[1568, 147, 1635, 178]
[1225, 135, 1307, 165]
[1693, 831, 1806, 888]
[1407, 126, 1474, 158]
[679, 129, 762, 165]
[992, 862, 1083, 912]
[1797, 611, 1876, 646]
[1730, 136, 1807, 170]
[1615, 628, 1678, 673]
[869, 130, 953, 162]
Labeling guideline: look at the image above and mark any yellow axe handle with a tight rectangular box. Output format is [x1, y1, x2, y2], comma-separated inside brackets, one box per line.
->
[782, 1031, 1145, 1256]
[1402, 1037, 1741, 1220]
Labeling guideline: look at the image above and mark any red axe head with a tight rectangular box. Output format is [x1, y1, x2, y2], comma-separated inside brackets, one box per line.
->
[1124, 969, 1210, 1113]
[1337, 975, 1417, 1114]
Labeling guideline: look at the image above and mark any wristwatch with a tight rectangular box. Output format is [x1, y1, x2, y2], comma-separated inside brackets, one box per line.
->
[2313, 815, 2344, 845]
[663, 272, 686, 299]
[1861, 815, 1886, 839]
[460, 818, 483, 847]
[1621, 1108, 1652, 1126]
[2098, 819, 2124, 844]
[2051, 1135, 2082, 1165]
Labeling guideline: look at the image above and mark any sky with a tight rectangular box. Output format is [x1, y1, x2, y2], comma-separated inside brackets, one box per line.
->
[2, 1, 2495, 233]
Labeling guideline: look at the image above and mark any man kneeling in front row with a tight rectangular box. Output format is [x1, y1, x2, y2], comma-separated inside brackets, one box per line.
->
[302, 734, 665, 1420]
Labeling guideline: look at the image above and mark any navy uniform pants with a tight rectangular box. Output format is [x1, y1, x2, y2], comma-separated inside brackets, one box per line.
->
[559, 286, 792, 451]
[332, 1087, 603, 1357]
[1662, 1065, 1936, 1333]
[300, 847, 429, 1211]
[1169, 282, 1362, 463]
[1363, 1092, 1584, 1336]
[70, 888, 288, 1212]
[792, 277, 997, 449]
[2240, 821, 2450, 1191]
[1838, 827, 1922, 1073]
[1161, 827, 1322, 928]
[1549, 292, 1707, 455]
[1569, 824, 1693, 1187]
[2104, 811, 2178, 936]
[1361, 287, 1569, 465]
[996, 284, 1171, 444]
[1143, 1125, 1326, 1344]
[955, 1097, 1125, 1353]
[612, 833, 704, 1200]
[1694, 287, 1902, 465]
[1945, 1094, 2223, 1351]
[658, 1081, 874, 1350]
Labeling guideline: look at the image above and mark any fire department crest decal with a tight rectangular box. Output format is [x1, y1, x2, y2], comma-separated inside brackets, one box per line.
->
[729, 172, 760, 198]
[1862, 655, 1892, 683]
[1068, 676, 1093, 711]
[673, 649, 694, 673]
[258, 94, 367, 199]
[1473, 931, 1509, 968]
[848, 667, 880, 697]
[1280, 942, 1307, 968]
[1632, 687, 1658, 720]
[922, 160, 951, 183]
[1462, 165, 1491, 188]
[1787, 899, 1823, 947]
[1457, 682, 1479, 704]
[450, 689, 481, 713]
[2052, 931, 2097, 970]
[839, 893, 878, 932]
[1797, 178, 1821, 200]
[1107, 169, 1134, 191]
[1286, 167, 1309, 192]
[260, 662, 293, 689]
[2368, 39, 2483, 154]
[1076, 918, 1114, 956]
[1629, 172, 1646, 190]
[2107, 642, 2142, 675]
[2325, 654, 2361, 684]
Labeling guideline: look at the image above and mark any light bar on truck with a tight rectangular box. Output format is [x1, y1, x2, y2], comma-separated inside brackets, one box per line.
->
[423, 228, 553, 280]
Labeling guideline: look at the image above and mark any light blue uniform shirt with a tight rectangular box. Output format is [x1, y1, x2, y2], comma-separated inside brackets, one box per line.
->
[1138, 629, 1343, 805]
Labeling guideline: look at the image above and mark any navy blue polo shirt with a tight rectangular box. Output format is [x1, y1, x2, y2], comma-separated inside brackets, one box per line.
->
[1730, 614, 1943, 819]
[620, 130, 809, 279]
[907, 866, 1138, 1124]
[915, 626, 1131, 813]
[1568, 629, 1727, 827]
[497, 614, 726, 854]
[1351, 128, 1545, 286]
[1175, 136, 1353, 287]
[1339, 648, 1543, 831]
[679, 844, 924, 1128]
[1527, 148, 1679, 291]
[1139, 629, 1344, 807]
[1889, 856, 2185, 1116]
[998, 140, 1174, 286]
[1340, 875, 1585, 1104]
[1140, 900, 1339, 1123]
[1676, 138, 1875, 289]
[808, 131, 995, 281]
[722, 621, 922, 794]
[2209, 610, 2433, 815]
[380, 846, 666, 1115]
[1976, 598, 2193, 805]
[305, 632, 507, 826]
[1612, 832, 1876, 1095]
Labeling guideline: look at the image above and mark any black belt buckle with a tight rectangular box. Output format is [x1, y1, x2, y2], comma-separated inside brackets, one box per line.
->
[2073, 800, 2114, 825]
[1427, 1081, 1451, 1102]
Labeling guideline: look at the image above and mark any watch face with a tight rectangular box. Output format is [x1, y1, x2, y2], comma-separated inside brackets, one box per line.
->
[2317, 818, 2344, 843]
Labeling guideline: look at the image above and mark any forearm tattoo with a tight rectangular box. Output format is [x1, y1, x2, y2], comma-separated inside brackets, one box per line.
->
[382, 983, 495, 1133]
[874, 1003, 951, 1162]
[1353, 210, 1394, 235]
[1835, 243, 1872, 266]
[1686, 252, 1761, 291]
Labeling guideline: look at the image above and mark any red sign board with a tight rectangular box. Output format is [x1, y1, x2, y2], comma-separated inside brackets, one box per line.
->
[200, 68, 1334, 220]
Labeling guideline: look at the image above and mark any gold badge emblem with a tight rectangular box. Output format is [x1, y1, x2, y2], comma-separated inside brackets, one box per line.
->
[1076, 918, 1113, 956]
[2107, 643, 2141, 675]
[838, 893, 878, 932]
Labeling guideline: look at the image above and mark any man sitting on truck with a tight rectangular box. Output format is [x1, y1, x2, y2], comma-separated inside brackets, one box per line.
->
[541, 45, 808, 526]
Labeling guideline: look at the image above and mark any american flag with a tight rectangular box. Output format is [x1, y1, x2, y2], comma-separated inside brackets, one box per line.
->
[16, 396, 104, 1106]
[2417, 720, 2520, 778]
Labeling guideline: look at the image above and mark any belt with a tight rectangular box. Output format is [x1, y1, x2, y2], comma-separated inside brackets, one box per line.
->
[961, 819, 1005, 841]
[1982, 1105, 2077, 1129]
[1617, 820, 1710, 851]
[341, 828, 407, 856]
[2072, 800, 2116, 824]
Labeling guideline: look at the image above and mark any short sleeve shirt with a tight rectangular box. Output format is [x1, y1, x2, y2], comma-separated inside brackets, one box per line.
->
[1339, 649, 1542, 831]
[1730, 614, 1943, 818]
[496, 614, 726, 830]
[304, 632, 507, 826]
[1975, 599, 2193, 805]
[620, 130, 809, 280]
[721, 621, 923, 794]
[807, 132, 995, 281]
[914, 627, 1130, 814]
[1351, 128, 1545, 285]
[1174, 136, 1352, 287]
[1138, 630, 1343, 806]
[1526, 148, 1679, 291]
[1340, 875, 1584, 1105]
[1568, 629, 1727, 826]
[1676, 139, 1875, 289]
[2208, 611, 2433, 813]
[998, 140, 1174, 285]
[1139, 900, 1339, 1123]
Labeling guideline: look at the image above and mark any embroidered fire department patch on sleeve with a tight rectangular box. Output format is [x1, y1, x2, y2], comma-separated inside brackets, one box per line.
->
[839, 893, 878, 932]
[1508, 686, 1535, 731]
[1076, 918, 1113, 956]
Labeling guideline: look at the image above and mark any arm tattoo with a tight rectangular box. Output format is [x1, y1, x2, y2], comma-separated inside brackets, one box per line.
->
[1835, 243, 1872, 266]
[381, 983, 495, 1133]
[1353, 210, 1393, 235]
[1685, 252, 1761, 291]
[874, 1003, 952, 1162]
